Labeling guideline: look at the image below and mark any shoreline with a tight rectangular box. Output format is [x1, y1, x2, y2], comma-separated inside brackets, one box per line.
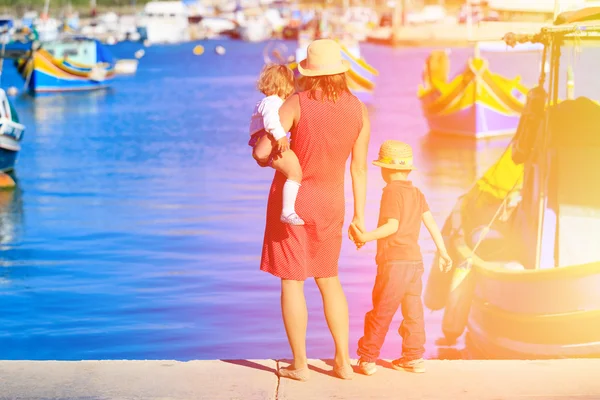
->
[2, 358, 600, 399]
[366, 21, 546, 48]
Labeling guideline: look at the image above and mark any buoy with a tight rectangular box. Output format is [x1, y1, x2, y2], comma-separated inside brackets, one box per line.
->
[143, 39, 151, 47]
[0, 172, 16, 189]
[6, 87, 18, 96]
[215, 45, 226, 55]
[193, 44, 204, 55]
[106, 36, 116, 45]
[441, 261, 476, 344]
[134, 49, 145, 59]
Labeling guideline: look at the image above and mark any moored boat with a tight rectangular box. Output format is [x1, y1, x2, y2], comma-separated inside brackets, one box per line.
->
[425, 9, 600, 358]
[418, 49, 529, 139]
[16, 36, 116, 93]
[0, 89, 25, 172]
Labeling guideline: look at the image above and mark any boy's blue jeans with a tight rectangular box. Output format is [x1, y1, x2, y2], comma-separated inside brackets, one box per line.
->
[357, 260, 426, 362]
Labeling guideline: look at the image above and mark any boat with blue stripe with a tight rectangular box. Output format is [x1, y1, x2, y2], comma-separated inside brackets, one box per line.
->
[16, 36, 116, 93]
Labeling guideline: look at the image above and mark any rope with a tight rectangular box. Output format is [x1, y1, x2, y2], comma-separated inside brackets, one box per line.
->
[461, 178, 522, 270]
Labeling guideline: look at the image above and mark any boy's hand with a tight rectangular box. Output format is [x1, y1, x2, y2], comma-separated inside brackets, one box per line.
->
[349, 223, 367, 249]
[276, 137, 290, 153]
[439, 252, 453, 272]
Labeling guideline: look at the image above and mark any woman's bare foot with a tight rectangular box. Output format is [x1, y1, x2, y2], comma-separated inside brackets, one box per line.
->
[278, 363, 310, 381]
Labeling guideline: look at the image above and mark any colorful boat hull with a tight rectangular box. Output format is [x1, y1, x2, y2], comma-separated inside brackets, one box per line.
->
[419, 57, 528, 139]
[290, 42, 378, 104]
[425, 144, 600, 358]
[16, 38, 116, 93]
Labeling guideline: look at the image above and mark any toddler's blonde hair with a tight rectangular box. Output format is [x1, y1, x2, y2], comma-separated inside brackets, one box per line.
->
[257, 64, 295, 99]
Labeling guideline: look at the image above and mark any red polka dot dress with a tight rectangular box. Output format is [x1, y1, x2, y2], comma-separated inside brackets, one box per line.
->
[260, 90, 363, 280]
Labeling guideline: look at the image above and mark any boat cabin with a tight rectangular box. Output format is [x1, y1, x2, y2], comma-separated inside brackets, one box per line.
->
[43, 38, 100, 66]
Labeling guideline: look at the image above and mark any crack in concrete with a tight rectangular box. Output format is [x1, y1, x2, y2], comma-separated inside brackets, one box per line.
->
[274, 359, 281, 400]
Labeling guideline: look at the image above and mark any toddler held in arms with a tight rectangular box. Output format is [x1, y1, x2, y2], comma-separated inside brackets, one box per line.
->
[249, 64, 304, 226]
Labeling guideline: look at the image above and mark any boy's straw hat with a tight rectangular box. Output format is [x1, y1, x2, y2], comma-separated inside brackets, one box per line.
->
[298, 39, 350, 77]
[372, 140, 417, 170]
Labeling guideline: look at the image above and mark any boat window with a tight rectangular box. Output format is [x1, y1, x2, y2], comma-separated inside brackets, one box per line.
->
[169, 13, 176, 17]
[63, 49, 78, 57]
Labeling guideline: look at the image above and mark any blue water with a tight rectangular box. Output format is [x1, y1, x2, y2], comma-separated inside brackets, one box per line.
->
[0, 40, 552, 360]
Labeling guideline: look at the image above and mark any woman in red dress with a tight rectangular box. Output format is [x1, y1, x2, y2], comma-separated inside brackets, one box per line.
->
[260, 39, 370, 381]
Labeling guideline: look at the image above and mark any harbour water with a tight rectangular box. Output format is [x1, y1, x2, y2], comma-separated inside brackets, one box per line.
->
[0, 40, 548, 360]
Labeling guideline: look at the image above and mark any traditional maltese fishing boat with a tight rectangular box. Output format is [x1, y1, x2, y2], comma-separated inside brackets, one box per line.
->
[418, 47, 530, 139]
[424, 6, 600, 359]
[16, 36, 116, 93]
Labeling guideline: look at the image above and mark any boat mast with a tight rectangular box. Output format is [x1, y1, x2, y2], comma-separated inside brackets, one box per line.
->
[533, 18, 562, 270]
[43, 0, 50, 17]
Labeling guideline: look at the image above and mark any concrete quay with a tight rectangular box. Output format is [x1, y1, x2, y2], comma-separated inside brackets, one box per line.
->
[367, 21, 546, 47]
[1, 358, 600, 399]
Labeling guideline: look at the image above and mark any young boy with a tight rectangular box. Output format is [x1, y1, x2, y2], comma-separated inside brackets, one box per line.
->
[350, 140, 452, 376]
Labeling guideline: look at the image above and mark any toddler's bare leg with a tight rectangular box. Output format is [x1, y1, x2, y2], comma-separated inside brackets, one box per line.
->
[272, 150, 302, 183]
[252, 135, 274, 167]
[272, 150, 304, 225]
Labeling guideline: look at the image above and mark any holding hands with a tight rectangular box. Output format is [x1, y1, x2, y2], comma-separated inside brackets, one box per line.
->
[348, 216, 366, 250]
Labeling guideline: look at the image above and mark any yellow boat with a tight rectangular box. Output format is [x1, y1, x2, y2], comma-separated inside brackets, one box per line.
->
[425, 8, 600, 358]
[418, 50, 529, 139]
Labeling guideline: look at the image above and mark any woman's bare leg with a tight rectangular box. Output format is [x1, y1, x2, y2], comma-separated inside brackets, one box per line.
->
[315, 276, 351, 369]
[281, 279, 308, 370]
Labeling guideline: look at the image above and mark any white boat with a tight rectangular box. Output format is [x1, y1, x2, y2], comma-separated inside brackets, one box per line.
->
[138, 1, 190, 44]
[33, 17, 59, 42]
[200, 17, 236, 35]
[115, 59, 138, 75]
[0, 89, 25, 172]
[239, 15, 273, 42]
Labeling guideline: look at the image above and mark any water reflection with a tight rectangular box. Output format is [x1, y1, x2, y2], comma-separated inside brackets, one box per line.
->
[0, 185, 23, 287]
[420, 134, 511, 189]
[0, 185, 23, 246]
[30, 90, 112, 130]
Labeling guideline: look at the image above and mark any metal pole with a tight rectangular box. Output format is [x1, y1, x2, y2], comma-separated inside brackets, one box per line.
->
[533, 37, 561, 270]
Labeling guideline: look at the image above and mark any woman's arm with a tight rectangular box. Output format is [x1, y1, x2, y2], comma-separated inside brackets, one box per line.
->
[278, 94, 300, 133]
[350, 103, 370, 232]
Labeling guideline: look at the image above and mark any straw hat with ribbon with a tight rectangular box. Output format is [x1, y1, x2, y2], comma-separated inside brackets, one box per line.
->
[372, 140, 417, 170]
[298, 39, 350, 77]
